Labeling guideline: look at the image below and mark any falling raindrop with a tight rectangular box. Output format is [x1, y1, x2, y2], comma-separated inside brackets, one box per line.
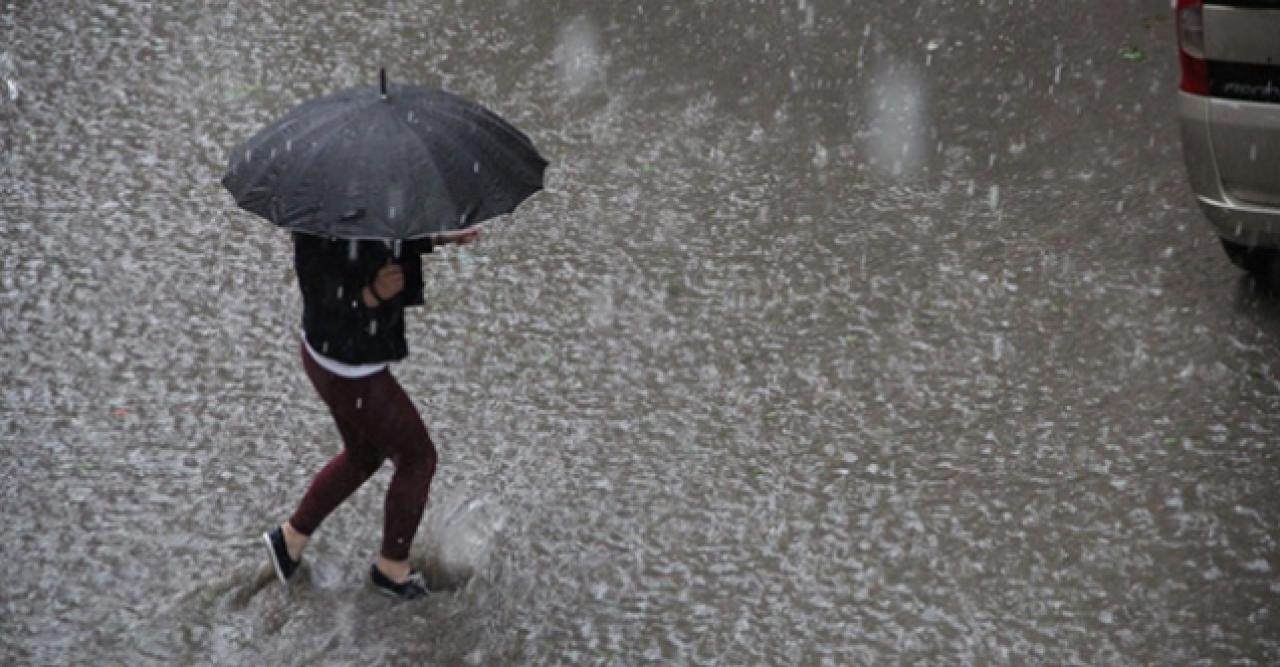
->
[813, 143, 829, 169]
[473, 161, 481, 174]
[554, 15, 605, 96]
[799, 0, 815, 30]
[865, 64, 928, 179]
[348, 239, 359, 261]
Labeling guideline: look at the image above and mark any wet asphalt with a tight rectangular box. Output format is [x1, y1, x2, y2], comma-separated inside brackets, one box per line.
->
[1, 0, 1278, 664]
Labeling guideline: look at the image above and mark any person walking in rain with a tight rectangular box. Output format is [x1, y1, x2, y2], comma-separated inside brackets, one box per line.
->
[220, 70, 545, 600]
[262, 226, 478, 600]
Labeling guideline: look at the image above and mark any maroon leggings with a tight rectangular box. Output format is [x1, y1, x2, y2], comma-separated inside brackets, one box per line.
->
[289, 345, 437, 561]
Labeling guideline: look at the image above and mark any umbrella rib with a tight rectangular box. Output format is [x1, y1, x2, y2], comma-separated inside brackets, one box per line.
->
[232, 101, 362, 204]
[392, 113, 459, 230]
[404, 103, 540, 190]
[398, 90, 535, 153]
[413, 89, 539, 148]
[416, 102, 546, 188]
[434, 113, 539, 220]
[271, 104, 379, 225]
[418, 98, 539, 155]
[234, 94, 345, 163]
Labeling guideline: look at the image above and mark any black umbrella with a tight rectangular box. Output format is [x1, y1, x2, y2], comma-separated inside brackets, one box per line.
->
[221, 69, 547, 240]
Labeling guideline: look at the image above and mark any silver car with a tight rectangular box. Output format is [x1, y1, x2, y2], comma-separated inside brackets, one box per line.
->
[1176, 0, 1280, 275]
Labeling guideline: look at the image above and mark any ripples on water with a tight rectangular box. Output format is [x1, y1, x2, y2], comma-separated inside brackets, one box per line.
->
[2, 1, 1278, 665]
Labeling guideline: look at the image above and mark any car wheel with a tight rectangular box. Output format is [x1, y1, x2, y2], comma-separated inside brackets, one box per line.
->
[1220, 238, 1280, 282]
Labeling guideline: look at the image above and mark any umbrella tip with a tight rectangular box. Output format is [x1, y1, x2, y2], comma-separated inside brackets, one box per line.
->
[380, 67, 388, 100]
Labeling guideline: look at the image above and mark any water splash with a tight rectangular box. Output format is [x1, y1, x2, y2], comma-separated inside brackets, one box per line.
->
[420, 494, 507, 590]
[864, 65, 929, 179]
[553, 16, 605, 96]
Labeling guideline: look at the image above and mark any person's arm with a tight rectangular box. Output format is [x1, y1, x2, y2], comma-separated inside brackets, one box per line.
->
[296, 235, 399, 312]
[402, 227, 478, 257]
[432, 226, 481, 246]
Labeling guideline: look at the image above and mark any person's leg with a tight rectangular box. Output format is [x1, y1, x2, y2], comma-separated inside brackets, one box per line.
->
[363, 370, 437, 582]
[285, 346, 387, 559]
[287, 443, 383, 551]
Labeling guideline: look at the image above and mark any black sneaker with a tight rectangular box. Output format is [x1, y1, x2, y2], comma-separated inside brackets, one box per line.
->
[370, 564, 430, 600]
[262, 526, 301, 586]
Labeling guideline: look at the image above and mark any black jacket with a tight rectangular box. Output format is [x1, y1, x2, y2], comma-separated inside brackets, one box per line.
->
[293, 233, 433, 365]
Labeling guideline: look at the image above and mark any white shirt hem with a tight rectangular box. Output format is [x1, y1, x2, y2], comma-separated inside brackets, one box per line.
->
[302, 334, 388, 379]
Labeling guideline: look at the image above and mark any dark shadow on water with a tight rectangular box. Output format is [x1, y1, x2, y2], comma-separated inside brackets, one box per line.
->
[1231, 271, 1280, 334]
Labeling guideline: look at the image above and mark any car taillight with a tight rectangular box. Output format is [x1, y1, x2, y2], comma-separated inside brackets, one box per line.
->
[1177, 0, 1209, 95]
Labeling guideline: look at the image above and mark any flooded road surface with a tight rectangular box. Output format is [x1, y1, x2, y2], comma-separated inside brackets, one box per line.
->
[3, 0, 1278, 664]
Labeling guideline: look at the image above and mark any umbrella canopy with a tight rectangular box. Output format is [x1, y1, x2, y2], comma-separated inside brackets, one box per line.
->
[221, 70, 547, 240]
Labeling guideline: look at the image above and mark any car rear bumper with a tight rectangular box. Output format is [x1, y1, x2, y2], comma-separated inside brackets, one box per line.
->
[1179, 90, 1280, 246]
[1195, 196, 1280, 246]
